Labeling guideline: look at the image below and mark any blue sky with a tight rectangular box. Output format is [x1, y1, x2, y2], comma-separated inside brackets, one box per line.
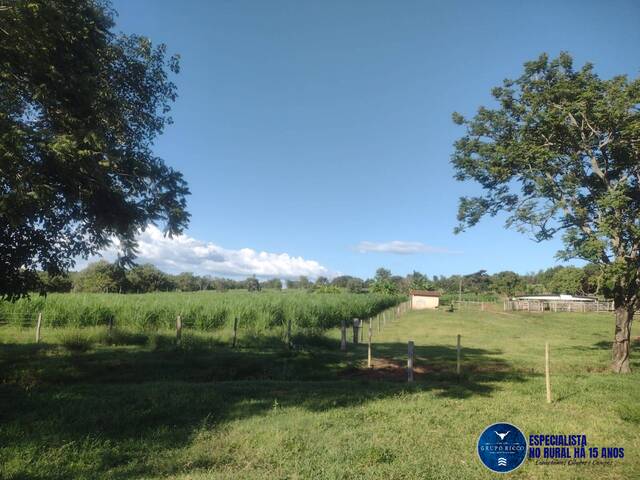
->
[104, 0, 640, 280]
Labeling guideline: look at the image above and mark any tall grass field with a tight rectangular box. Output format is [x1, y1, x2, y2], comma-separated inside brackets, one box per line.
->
[0, 291, 403, 333]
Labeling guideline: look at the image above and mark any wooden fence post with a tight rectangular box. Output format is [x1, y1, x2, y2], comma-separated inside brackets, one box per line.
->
[377, 313, 381, 333]
[35, 312, 42, 343]
[108, 317, 114, 339]
[353, 318, 359, 344]
[456, 334, 461, 376]
[232, 316, 238, 348]
[340, 319, 347, 351]
[545, 342, 551, 403]
[368, 319, 373, 368]
[407, 341, 414, 382]
[360, 319, 364, 343]
[176, 315, 182, 345]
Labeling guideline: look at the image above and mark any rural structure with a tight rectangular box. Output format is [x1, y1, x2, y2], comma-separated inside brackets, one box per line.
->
[504, 294, 614, 312]
[409, 290, 441, 309]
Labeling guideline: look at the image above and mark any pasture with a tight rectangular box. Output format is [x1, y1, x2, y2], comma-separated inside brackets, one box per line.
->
[1, 301, 639, 479]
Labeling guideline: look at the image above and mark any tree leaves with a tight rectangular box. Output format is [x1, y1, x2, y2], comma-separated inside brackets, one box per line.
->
[451, 52, 640, 306]
[0, 1, 190, 300]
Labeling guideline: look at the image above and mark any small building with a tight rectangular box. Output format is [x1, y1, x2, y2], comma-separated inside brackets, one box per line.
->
[505, 294, 613, 312]
[410, 290, 441, 310]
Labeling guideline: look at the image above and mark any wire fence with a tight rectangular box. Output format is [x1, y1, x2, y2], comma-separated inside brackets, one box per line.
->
[504, 300, 614, 313]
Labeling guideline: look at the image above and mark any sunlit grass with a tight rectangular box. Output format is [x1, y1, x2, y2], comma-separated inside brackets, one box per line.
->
[0, 306, 638, 479]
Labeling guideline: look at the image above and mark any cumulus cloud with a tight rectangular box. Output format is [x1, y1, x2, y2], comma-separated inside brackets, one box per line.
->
[355, 241, 461, 255]
[76, 225, 330, 279]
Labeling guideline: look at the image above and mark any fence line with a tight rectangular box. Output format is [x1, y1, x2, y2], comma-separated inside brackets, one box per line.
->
[453, 300, 494, 311]
[504, 300, 614, 313]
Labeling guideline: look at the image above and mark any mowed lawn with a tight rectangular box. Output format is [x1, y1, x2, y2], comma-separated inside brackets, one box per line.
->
[1, 307, 639, 479]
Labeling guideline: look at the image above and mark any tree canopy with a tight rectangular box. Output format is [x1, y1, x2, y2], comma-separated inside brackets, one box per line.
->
[452, 52, 639, 372]
[0, 0, 189, 300]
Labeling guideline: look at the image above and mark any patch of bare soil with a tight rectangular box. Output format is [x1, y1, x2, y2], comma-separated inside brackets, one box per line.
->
[339, 357, 418, 381]
[340, 357, 513, 381]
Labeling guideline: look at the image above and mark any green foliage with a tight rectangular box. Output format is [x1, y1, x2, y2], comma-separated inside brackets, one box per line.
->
[548, 266, 585, 294]
[0, 291, 403, 333]
[96, 328, 148, 346]
[59, 331, 94, 353]
[370, 279, 399, 295]
[286, 276, 312, 290]
[440, 292, 499, 304]
[617, 403, 640, 425]
[491, 271, 521, 296]
[261, 278, 283, 290]
[0, 0, 189, 300]
[173, 272, 201, 292]
[406, 271, 433, 291]
[127, 264, 175, 293]
[313, 285, 342, 294]
[38, 272, 73, 293]
[374, 268, 392, 282]
[147, 333, 176, 352]
[73, 260, 128, 293]
[245, 277, 261, 292]
[345, 277, 365, 293]
[451, 52, 640, 308]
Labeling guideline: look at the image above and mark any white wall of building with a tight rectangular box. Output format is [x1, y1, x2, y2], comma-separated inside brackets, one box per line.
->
[411, 295, 439, 309]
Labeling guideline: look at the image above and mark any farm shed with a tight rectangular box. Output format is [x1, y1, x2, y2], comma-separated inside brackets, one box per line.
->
[410, 290, 441, 310]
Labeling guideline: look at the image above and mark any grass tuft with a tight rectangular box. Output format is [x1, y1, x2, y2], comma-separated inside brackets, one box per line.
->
[59, 331, 94, 353]
[617, 403, 640, 424]
[96, 328, 148, 346]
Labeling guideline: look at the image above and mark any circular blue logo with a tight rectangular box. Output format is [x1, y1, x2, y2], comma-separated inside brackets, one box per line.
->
[477, 422, 527, 473]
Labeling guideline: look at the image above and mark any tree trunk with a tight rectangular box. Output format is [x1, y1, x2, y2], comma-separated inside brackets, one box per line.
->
[612, 305, 633, 373]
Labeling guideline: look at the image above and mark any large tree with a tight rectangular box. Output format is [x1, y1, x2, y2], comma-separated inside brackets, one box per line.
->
[0, 0, 189, 300]
[451, 53, 639, 372]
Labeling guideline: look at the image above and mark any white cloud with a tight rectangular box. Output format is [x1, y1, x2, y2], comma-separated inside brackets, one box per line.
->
[355, 241, 461, 255]
[76, 225, 330, 279]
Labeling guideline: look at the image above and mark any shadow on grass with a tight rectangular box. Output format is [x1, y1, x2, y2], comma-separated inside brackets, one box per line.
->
[568, 340, 613, 352]
[0, 338, 525, 480]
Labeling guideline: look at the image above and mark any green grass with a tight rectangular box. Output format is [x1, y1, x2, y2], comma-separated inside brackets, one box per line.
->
[1, 307, 638, 479]
[0, 291, 403, 333]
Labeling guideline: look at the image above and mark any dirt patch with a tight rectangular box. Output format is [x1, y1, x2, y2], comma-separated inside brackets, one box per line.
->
[340, 357, 446, 381]
[340, 357, 513, 381]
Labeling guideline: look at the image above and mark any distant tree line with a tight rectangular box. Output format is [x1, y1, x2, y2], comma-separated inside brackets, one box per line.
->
[368, 265, 604, 298]
[36, 260, 606, 298]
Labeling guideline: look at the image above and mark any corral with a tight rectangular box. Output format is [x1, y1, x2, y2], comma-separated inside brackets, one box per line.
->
[504, 294, 614, 312]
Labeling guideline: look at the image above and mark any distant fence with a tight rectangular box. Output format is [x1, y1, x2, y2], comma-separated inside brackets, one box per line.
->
[504, 300, 614, 313]
[453, 300, 497, 311]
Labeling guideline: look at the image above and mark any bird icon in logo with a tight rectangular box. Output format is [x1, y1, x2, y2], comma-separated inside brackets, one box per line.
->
[494, 431, 510, 441]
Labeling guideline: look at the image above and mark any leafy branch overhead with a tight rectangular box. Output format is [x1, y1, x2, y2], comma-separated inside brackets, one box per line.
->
[451, 52, 639, 372]
[452, 54, 639, 292]
[0, 0, 190, 300]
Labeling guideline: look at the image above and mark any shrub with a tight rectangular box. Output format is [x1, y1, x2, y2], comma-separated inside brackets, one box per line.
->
[147, 333, 176, 352]
[96, 329, 148, 346]
[59, 332, 94, 353]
